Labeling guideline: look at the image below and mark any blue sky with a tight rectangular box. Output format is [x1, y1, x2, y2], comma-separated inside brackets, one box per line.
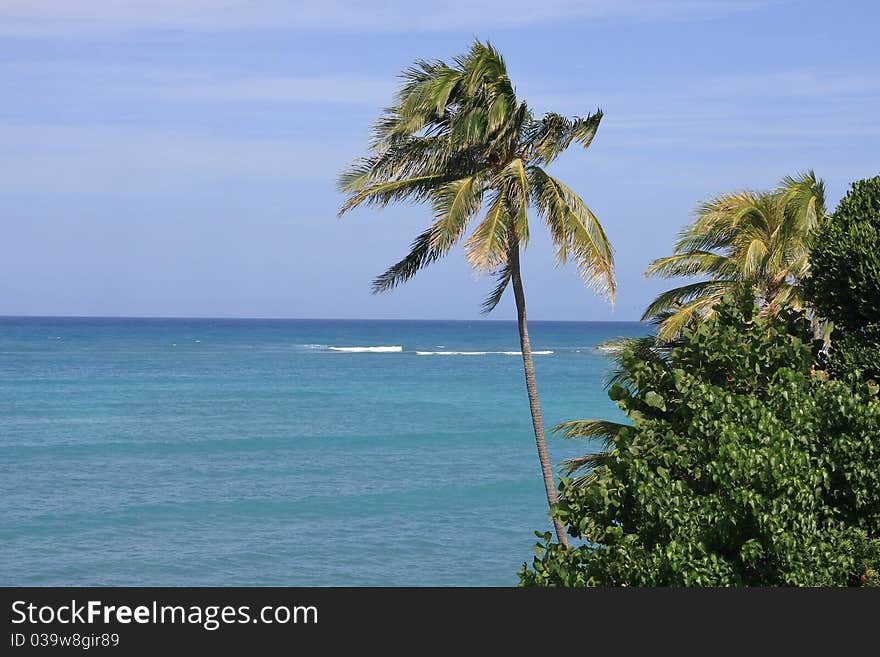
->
[1, 1, 877, 320]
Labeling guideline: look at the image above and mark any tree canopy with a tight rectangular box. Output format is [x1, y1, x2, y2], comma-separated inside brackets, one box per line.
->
[338, 40, 615, 310]
[803, 175, 880, 381]
[643, 173, 826, 340]
[521, 296, 880, 586]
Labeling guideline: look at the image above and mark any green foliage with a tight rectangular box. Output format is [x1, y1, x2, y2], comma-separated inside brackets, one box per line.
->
[826, 325, 880, 385]
[644, 172, 827, 340]
[520, 296, 880, 586]
[803, 175, 880, 380]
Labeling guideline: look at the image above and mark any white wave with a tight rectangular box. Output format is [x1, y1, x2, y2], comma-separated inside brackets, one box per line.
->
[416, 350, 553, 356]
[328, 345, 403, 353]
[416, 351, 488, 356]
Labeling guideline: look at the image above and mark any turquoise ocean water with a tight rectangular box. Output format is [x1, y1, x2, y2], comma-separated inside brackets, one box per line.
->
[0, 317, 647, 586]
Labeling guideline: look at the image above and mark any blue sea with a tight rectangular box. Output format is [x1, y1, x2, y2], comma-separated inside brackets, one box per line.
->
[0, 317, 647, 586]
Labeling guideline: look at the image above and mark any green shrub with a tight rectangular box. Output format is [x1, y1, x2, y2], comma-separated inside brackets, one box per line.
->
[520, 297, 880, 586]
[804, 175, 880, 379]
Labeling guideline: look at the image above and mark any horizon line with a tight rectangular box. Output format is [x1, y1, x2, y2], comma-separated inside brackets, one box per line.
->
[0, 313, 646, 324]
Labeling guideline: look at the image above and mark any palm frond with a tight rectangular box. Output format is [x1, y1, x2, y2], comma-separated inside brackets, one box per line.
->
[742, 237, 770, 279]
[500, 158, 530, 246]
[761, 283, 804, 317]
[597, 336, 672, 388]
[560, 451, 614, 488]
[464, 187, 510, 271]
[645, 251, 737, 279]
[778, 169, 826, 234]
[641, 280, 735, 328]
[338, 173, 450, 216]
[481, 262, 512, 314]
[429, 173, 485, 251]
[530, 166, 615, 301]
[641, 280, 735, 340]
[675, 192, 761, 253]
[526, 110, 603, 165]
[553, 419, 627, 450]
[340, 138, 481, 193]
[371, 228, 443, 293]
[651, 296, 722, 341]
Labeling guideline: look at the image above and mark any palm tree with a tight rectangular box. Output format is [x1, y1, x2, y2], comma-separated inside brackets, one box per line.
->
[643, 172, 827, 340]
[337, 41, 615, 546]
[559, 173, 828, 488]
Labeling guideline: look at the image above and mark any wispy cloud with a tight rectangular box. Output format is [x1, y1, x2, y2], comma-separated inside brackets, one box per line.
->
[3, 62, 877, 197]
[526, 69, 880, 148]
[0, 123, 352, 194]
[0, 0, 773, 37]
[151, 75, 397, 106]
[0, 61, 395, 107]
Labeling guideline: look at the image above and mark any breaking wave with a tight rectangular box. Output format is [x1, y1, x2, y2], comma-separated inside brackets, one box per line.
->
[415, 350, 553, 356]
[328, 346, 403, 353]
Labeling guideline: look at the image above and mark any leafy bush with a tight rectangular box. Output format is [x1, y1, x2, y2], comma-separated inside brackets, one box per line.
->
[520, 297, 880, 586]
[804, 175, 880, 379]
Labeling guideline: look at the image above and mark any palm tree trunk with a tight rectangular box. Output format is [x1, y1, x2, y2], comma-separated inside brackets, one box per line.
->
[508, 237, 570, 547]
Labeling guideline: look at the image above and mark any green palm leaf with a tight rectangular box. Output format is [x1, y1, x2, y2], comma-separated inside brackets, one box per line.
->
[465, 187, 510, 270]
[527, 110, 603, 165]
[370, 228, 442, 294]
[645, 251, 737, 279]
[644, 172, 828, 338]
[641, 280, 735, 327]
[430, 174, 485, 251]
[530, 166, 615, 300]
[501, 158, 530, 246]
[338, 173, 450, 216]
[553, 419, 628, 449]
[559, 451, 614, 488]
[481, 262, 512, 314]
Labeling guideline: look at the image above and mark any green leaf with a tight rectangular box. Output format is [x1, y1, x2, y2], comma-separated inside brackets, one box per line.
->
[645, 391, 666, 410]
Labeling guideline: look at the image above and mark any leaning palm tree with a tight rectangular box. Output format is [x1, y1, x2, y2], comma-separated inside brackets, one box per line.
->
[643, 172, 827, 340]
[337, 41, 615, 546]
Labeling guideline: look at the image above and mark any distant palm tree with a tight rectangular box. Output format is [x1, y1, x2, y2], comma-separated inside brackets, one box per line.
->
[643, 172, 827, 340]
[338, 41, 615, 546]
[558, 173, 829, 489]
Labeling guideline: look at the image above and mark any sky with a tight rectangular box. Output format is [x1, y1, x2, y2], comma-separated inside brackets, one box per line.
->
[1, 1, 878, 320]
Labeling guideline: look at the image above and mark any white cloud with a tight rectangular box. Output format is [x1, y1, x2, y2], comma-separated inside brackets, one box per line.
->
[0, 0, 772, 37]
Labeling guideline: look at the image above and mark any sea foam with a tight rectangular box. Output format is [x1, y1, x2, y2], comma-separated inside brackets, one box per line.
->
[416, 350, 553, 356]
[328, 345, 403, 353]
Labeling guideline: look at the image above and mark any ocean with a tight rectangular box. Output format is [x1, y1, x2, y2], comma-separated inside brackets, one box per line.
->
[0, 317, 648, 586]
